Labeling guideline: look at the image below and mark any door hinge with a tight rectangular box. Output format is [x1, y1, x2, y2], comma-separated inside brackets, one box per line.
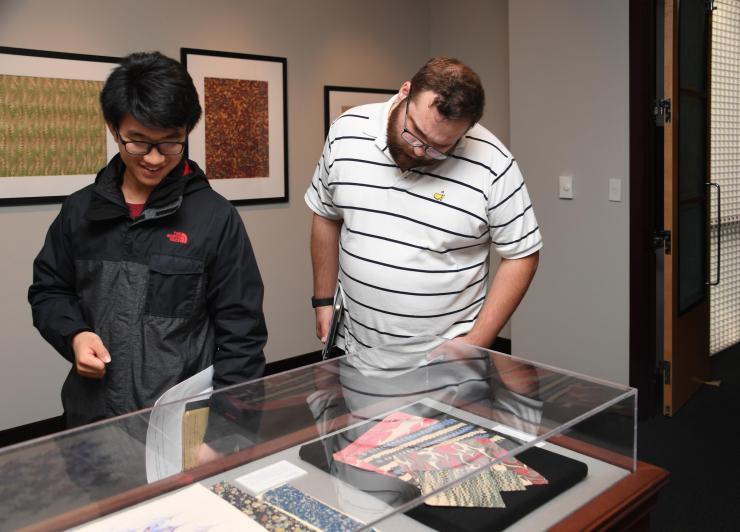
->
[705, 0, 717, 12]
[654, 98, 672, 125]
[660, 360, 671, 385]
[654, 230, 671, 254]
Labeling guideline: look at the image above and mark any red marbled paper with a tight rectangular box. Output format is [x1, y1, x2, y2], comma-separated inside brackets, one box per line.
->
[204, 77, 269, 179]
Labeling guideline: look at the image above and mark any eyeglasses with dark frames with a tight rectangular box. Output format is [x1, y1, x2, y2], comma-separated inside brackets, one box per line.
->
[400, 96, 448, 161]
[115, 130, 186, 157]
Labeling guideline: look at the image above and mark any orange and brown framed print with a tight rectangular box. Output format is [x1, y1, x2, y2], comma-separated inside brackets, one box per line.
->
[0, 47, 120, 205]
[323, 86, 397, 137]
[181, 48, 288, 205]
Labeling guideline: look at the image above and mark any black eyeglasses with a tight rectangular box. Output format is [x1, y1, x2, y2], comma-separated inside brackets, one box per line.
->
[116, 130, 186, 157]
[400, 96, 448, 161]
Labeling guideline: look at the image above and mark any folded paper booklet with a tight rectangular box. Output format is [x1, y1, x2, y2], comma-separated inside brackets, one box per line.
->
[145, 366, 214, 483]
[182, 402, 210, 470]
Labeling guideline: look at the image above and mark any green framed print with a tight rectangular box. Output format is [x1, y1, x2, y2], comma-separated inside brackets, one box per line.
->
[0, 46, 120, 205]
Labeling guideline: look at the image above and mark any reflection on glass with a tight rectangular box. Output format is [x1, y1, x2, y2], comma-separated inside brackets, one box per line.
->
[0, 337, 637, 531]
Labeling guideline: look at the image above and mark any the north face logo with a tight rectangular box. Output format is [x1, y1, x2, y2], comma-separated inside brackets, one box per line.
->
[166, 231, 188, 244]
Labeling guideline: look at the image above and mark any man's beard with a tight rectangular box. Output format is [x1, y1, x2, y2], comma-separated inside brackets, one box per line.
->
[386, 102, 439, 171]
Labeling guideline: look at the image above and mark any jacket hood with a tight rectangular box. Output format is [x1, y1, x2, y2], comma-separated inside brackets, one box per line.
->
[87, 155, 211, 221]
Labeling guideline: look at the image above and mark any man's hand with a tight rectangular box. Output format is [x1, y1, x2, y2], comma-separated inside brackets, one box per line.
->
[196, 442, 224, 466]
[72, 331, 111, 379]
[315, 305, 334, 343]
[453, 333, 479, 348]
[460, 252, 539, 349]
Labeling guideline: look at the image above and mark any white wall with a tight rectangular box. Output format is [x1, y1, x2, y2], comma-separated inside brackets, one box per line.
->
[429, 0, 510, 143]
[0, 0, 431, 430]
[508, 0, 630, 383]
[0, 0, 633, 430]
[429, 0, 512, 338]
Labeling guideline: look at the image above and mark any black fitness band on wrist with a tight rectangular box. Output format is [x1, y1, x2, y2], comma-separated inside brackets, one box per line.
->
[311, 296, 335, 308]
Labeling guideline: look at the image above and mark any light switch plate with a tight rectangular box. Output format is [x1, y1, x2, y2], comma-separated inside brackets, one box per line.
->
[559, 175, 574, 199]
[609, 178, 622, 202]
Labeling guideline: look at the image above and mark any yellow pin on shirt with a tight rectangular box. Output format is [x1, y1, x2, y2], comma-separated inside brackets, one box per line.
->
[433, 191, 445, 201]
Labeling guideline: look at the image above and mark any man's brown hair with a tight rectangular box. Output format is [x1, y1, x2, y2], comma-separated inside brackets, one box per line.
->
[409, 57, 485, 126]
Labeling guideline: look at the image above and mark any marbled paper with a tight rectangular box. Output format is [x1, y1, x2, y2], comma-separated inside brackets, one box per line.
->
[413, 467, 507, 508]
[204, 77, 269, 179]
[0, 75, 106, 177]
[465, 437, 548, 486]
[210, 482, 316, 531]
[263, 484, 369, 532]
[388, 434, 504, 479]
[332, 411, 550, 510]
[333, 412, 438, 471]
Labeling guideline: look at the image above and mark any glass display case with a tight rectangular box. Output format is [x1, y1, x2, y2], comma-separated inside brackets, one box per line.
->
[0, 337, 663, 531]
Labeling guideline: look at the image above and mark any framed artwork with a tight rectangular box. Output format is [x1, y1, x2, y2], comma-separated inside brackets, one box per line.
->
[0, 47, 120, 206]
[181, 48, 288, 205]
[324, 85, 397, 137]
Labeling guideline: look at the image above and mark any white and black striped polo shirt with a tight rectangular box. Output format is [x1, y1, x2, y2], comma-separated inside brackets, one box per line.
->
[305, 96, 542, 353]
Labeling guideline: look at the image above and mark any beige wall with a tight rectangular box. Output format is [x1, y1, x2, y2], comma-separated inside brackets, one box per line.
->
[0, 0, 433, 430]
[0, 0, 632, 430]
[429, 0, 512, 337]
[430, 0, 510, 144]
[509, 0, 631, 383]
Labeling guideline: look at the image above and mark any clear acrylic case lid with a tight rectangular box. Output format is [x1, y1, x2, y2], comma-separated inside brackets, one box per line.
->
[0, 337, 637, 531]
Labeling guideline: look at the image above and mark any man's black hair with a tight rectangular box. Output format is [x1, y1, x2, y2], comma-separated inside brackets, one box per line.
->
[100, 51, 202, 131]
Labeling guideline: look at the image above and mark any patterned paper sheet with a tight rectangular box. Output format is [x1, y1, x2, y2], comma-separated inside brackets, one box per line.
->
[0, 75, 107, 177]
[263, 484, 369, 532]
[204, 77, 269, 179]
[391, 436, 499, 472]
[331, 411, 550, 510]
[366, 427, 491, 477]
[370, 432, 547, 488]
[337, 415, 489, 478]
[210, 482, 317, 531]
[333, 412, 438, 468]
[464, 437, 549, 486]
[356, 418, 462, 458]
[490, 469, 527, 492]
[413, 467, 507, 508]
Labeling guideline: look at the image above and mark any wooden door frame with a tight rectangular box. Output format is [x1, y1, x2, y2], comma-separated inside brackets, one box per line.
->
[630, 0, 712, 418]
[629, 0, 661, 419]
[663, 0, 680, 415]
[664, 0, 712, 415]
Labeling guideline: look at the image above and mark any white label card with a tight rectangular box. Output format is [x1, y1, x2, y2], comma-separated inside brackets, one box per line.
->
[492, 424, 546, 448]
[234, 460, 308, 495]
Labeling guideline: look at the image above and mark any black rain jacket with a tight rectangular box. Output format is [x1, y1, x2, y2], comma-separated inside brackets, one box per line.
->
[28, 155, 267, 427]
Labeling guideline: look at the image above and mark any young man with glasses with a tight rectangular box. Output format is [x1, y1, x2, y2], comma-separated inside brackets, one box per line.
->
[306, 57, 541, 355]
[28, 52, 267, 446]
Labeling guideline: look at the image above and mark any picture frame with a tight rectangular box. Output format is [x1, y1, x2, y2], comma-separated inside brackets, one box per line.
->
[323, 85, 397, 137]
[0, 46, 120, 206]
[181, 48, 288, 205]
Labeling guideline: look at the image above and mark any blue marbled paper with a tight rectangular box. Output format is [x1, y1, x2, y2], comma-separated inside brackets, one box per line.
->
[263, 484, 368, 532]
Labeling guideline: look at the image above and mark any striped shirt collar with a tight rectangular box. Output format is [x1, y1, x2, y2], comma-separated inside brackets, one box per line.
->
[365, 94, 469, 164]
